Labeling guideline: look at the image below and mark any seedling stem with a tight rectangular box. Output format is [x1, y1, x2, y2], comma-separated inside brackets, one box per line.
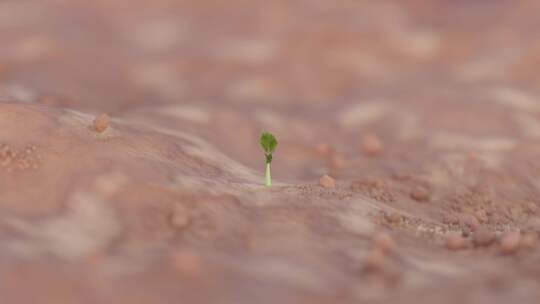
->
[265, 162, 272, 186]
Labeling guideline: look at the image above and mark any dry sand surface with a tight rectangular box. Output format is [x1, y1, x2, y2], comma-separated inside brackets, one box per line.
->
[1, 0, 540, 303]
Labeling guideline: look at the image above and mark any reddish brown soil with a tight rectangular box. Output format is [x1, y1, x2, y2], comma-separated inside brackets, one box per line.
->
[1, 0, 540, 303]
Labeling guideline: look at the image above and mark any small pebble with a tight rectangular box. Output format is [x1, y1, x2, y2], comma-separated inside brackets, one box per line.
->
[364, 248, 385, 272]
[473, 228, 496, 247]
[467, 152, 477, 161]
[315, 143, 331, 156]
[170, 205, 191, 230]
[445, 233, 468, 250]
[500, 231, 521, 254]
[361, 133, 383, 157]
[372, 232, 395, 254]
[386, 212, 401, 224]
[410, 186, 430, 202]
[319, 174, 336, 189]
[93, 113, 110, 133]
[391, 172, 412, 181]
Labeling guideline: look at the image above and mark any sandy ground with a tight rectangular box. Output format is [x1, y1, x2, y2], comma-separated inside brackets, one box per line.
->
[1, 0, 540, 303]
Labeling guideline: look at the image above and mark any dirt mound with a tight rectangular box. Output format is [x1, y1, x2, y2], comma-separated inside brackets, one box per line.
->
[0, 101, 538, 303]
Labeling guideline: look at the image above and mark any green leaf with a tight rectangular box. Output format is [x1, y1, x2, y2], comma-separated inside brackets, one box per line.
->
[260, 132, 278, 155]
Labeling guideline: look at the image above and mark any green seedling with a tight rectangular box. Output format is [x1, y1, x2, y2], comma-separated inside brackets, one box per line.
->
[260, 132, 278, 187]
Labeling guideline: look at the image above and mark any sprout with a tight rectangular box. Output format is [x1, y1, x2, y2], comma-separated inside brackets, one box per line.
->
[260, 132, 278, 186]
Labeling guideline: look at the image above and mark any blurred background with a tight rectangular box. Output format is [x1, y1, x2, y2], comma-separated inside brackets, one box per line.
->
[2, 0, 540, 182]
